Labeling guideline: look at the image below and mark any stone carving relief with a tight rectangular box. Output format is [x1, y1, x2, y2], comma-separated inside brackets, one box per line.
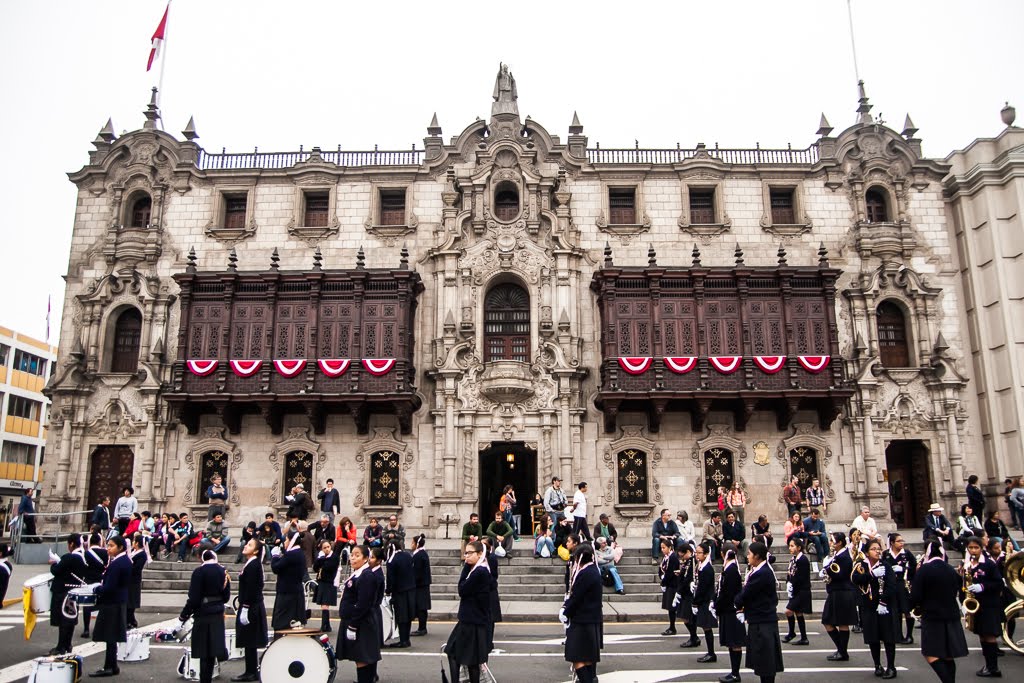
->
[601, 425, 663, 519]
[268, 428, 327, 507]
[84, 399, 144, 440]
[182, 427, 242, 506]
[353, 427, 413, 510]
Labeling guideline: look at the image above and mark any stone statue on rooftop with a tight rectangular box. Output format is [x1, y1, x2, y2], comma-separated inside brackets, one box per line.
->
[491, 63, 519, 117]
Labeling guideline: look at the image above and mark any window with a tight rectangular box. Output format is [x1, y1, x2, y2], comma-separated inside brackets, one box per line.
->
[484, 283, 530, 362]
[494, 184, 519, 221]
[609, 188, 636, 224]
[369, 449, 400, 506]
[8, 396, 41, 420]
[689, 189, 716, 224]
[379, 189, 406, 226]
[702, 447, 734, 505]
[877, 301, 911, 367]
[617, 449, 649, 504]
[303, 192, 330, 227]
[865, 188, 889, 223]
[197, 450, 229, 505]
[788, 447, 819, 490]
[129, 195, 152, 228]
[0, 344, 9, 367]
[13, 350, 46, 376]
[283, 450, 314, 499]
[224, 194, 248, 229]
[111, 308, 142, 373]
[1, 441, 34, 466]
[769, 188, 796, 224]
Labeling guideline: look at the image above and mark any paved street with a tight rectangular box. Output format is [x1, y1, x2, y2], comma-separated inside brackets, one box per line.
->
[0, 606, 1021, 683]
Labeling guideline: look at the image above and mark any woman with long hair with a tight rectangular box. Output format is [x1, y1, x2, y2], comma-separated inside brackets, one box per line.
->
[411, 534, 432, 636]
[910, 540, 968, 683]
[883, 532, 917, 644]
[336, 516, 359, 563]
[820, 531, 857, 661]
[734, 541, 784, 683]
[444, 541, 491, 683]
[338, 545, 383, 683]
[783, 537, 811, 645]
[562, 542, 603, 683]
[658, 538, 680, 637]
[726, 483, 747, 526]
[90, 534, 133, 677]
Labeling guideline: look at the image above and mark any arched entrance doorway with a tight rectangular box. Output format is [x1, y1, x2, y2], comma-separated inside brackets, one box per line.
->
[885, 440, 931, 528]
[478, 442, 537, 530]
[87, 446, 135, 508]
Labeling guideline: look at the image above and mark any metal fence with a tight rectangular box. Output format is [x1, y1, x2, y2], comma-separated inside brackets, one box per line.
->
[12, 510, 93, 563]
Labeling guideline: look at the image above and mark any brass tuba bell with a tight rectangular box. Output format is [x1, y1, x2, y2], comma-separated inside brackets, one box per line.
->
[1006, 551, 1024, 600]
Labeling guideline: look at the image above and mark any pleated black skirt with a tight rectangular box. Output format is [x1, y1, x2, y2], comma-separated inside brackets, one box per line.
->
[271, 592, 306, 630]
[313, 582, 337, 606]
[490, 589, 503, 623]
[719, 611, 746, 648]
[860, 605, 898, 644]
[745, 621, 784, 676]
[564, 622, 603, 663]
[920, 618, 969, 659]
[674, 596, 694, 622]
[970, 604, 1005, 638]
[128, 583, 142, 610]
[391, 590, 417, 624]
[786, 588, 812, 614]
[92, 603, 127, 644]
[414, 585, 432, 613]
[337, 613, 383, 664]
[890, 586, 911, 614]
[49, 591, 72, 627]
[822, 590, 858, 626]
[445, 622, 490, 667]
[235, 601, 268, 649]
[191, 612, 229, 661]
[660, 587, 677, 612]
[694, 603, 718, 629]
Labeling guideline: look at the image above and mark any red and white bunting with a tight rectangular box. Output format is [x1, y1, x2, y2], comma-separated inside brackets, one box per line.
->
[229, 360, 262, 377]
[317, 359, 351, 378]
[617, 357, 652, 375]
[797, 355, 831, 373]
[361, 358, 396, 376]
[663, 356, 698, 374]
[708, 356, 743, 374]
[752, 355, 786, 374]
[186, 360, 218, 377]
[273, 359, 307, 377]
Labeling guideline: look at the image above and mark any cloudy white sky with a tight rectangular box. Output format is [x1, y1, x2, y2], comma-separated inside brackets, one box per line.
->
[0, 0, 1020, 343]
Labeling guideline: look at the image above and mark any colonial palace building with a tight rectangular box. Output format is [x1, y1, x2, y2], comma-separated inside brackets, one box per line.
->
[43, 67, 1024, 534]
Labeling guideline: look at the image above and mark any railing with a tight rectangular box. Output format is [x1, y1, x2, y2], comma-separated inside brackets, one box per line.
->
[11, 510, 93, 564]
[587, 145, 819, 165]
[199, 148, 425, 170]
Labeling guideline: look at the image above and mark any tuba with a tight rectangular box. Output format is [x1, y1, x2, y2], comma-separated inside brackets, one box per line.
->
[1002, 552, 1024, 654]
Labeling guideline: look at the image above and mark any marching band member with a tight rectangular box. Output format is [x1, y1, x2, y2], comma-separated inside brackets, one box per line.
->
[562, 543, 603, 683]
[692, 541, 718, 663]
[990, 537, 1016, 648]
[852, 537, 898, 678]
[411, 534, 432, 636]
[0, 543, 13, 603]
[367, 547, 387, 645]
[962, 535, 1004, 677]
[126, 533, 148, 629]
[734, 541, 784, 683]
[883, 532, 917, 644]
[231, 537, 267, 683]
[481, 536, 502, 651]
[313, 539, 340, 633]
[820, 531, 857, 661]
[81, 532, 108, 639]
[444, 541, 491, 683]
[849, 528, 865, 634]
[674, 542, 699, 646]
[48, 534, 88, 655]
[89, 534, 132, 678]
[339, 545, 383, 683]
[269, 530, 307, 630]
[910, 540, 968, 683]
[179, 549, 230, 683]
[657, 539, 679, 637]
[715, 548, 746, 683]
[385, 539, 416, 648]
[782, 537, 811, 645]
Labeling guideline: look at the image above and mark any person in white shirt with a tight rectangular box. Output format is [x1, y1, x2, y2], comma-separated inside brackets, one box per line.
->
[677, 511, 696, 545]
[113, 486, 138, 537]
[849, 506, 878, 541]
[571, 482, 592, 541]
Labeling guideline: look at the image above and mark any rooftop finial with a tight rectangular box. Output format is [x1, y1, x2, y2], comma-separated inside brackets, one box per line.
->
[182, 116, 199, 141]
[427, 112, 442, 137]
[934, 331, 950, 355]
[186, 246, 197, 274]
[491, 63, 519, 119]
[603, 241, 613, 268]
[400, 243, 409, 270]
[856, 80, 873, 124]
[143, 87, 161, 130]
[313, 246, 323, 271]
[97, 118, 116, 144]
[816, 113, 833, 136]
[777, 243, 788, 266]
[901, 114, 918, 138]
[691, 243, 701, 267]
[818, 241, 829, 267]
[356, 245, 366, 270]
[270, 247, 280, 270]
[647, 245, 657, 267]
[1001, 102, 1017, 127]
[569, 111, 583, 135]
[734, 243, 744, 266]
[227, 247, 238, 272]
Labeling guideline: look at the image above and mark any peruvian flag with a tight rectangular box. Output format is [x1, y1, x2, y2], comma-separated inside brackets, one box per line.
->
[709, 356, 743, 374]
[273, 359, 307, 378]
[186, 360, 218, 377]
[229, 360, 262, 377]
[617, 357, 652, 375]
[663, 356, 698, 374]
[752, 355, 787, 374]
[147, 3, 169, 72]
[797, 355, 831, 373]
[362, 358, 396, 376]
[317, 359, 351, 378]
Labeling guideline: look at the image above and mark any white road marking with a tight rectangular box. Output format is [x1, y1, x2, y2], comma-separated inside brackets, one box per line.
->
[570, 668, 910, 683]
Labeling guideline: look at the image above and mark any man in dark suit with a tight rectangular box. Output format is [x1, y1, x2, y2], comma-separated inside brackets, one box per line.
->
[91, 497, 112, 534]
[923, 504, 953, 548]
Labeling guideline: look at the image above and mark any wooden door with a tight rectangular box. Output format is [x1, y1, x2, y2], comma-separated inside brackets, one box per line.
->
[88, 446, 135, 508]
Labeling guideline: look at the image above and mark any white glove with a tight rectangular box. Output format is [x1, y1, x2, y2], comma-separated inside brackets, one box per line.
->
[786, 584, 793, 598]
[48, 550, 60, 564]
[968, 583, 983, 594]
[877, 604, 889, 615]
[818, 567, 828, 578]
[871, 565, 886, 578]
[345, 627, 357, 641]
[892, 565, 904, 574]
[671, 593, 681, 608]
[960, 602, 968, 616]
[558, 608, 568, 625]
[270, 546, 282, 558]
[691, 606, 699, 615]
[736, 612, 746, 625]
[238, 607, 249, 626]
[317, 551, 326, 558]
[661, 586, 667, 593]
[285, 495, 295, 503]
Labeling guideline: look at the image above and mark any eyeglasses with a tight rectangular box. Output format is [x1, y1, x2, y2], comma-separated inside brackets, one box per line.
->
[464, 551, 478, 557]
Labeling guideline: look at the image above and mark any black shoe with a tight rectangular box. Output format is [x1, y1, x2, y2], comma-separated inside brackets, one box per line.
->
[660, 628, 677, 636]
[387, 641, 411, 648]
[80, 631, 90, 638]
[88, 669, 118, 678]
[874, 665, 885, 677]
[976, 667, 1002, 678]
[898, 636, 913, 645]
[679, 637, 700, 648]
[231, 675, 260, 682]
[881, 668, 897, 680]
[48, 647, 65, 656]
[782, 633, 796, 643]
[795, 637, 809, 645]
[616, 589, 626, 595]
[996, 648, 1005, 657]
[412, 629, 428, 636]
[697, 653, 717, 663]
[826, 651, 849, 661]
[719, 675, 741, 683]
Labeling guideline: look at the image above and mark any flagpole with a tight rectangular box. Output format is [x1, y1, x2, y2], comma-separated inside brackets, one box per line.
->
[156, 0, 171, 125]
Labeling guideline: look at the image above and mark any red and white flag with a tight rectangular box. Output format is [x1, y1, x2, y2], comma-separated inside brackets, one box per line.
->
[147, 3, 170, 72]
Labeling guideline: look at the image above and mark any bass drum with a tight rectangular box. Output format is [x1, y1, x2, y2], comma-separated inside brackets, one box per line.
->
[260, 632, 336, 683]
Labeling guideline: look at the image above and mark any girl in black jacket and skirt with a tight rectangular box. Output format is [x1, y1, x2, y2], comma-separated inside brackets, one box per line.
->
[734, 541, 784, 683]
[962, 535, 1004, 677]
[692, 541, 718, 663]
[675, 542, 699, 647]
[910, 540, 968, 683]
[445, 541, 491, 683]
[91, 535, 132, 677]
[820, 531, 857, 661]
[883, 532, 917, 644]
[562, 543, 603, 683]
[126, 533, 148, 629]
[179, 550, 230, 683]
[658, 538, 681, 636]
[783, 537, 811, 645]
[481, 537, 502, 651]
[852, 537, 898, 678]
[313, 539, 340, 632]
[411, 534, 432, 636]
[716, 549, 746, 683]
[338, 545, 383, 683]
[232, 538, 267, 683]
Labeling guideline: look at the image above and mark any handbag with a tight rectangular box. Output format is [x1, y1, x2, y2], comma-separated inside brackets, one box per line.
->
[493, 544, 507, 558]
[601, 568, 614, 587]
[557, 545, 570, 562]
[612, 546, 624, 563]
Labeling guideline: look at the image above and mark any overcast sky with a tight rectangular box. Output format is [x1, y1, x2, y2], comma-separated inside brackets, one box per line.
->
[0, 0, 1020, 344]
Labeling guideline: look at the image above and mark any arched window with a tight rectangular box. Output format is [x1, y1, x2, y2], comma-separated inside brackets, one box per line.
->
[617, 449, 649, 504]
[129, 195, 152, 228]
[283, 450, 314, 500]
[877, 301, 911, 367]
[702, 447, 734, 505]
[865, 188, 889, 223]
[111, 308, 142, 373]
[788, 447, 820, 490]
[369, 449, 400, 506]
[494, 184, 519, 221]
[484, 283, 529, 362]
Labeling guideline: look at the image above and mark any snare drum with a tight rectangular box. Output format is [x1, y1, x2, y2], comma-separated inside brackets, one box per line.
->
[224, 629, 245, 660]
[176, 648, 221, 681]
[27, 655, 83, 683]
[24, 573, 53, 615]
[117, 630, 150, 662]
[260, 632, 337, 683]
[68, 583, 101, 607]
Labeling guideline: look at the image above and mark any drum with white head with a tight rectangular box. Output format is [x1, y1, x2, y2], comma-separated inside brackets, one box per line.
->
[23, 573, 53, 615]
[259, 631, 337, 683]
[27, 655, 83, 683]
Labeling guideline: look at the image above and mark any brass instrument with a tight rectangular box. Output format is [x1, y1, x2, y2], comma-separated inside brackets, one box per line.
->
[823, 554, 841, 585]
[1001, 551, 1024, 655]
[962, 561, 980, 631]
[689, 556, 699, 595]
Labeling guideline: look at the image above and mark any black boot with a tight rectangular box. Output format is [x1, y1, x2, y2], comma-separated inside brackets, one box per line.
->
[796, 616, 808, 645]
[783, 615, 796, 642]
[718, 650, 743, 682]
[977, 641, 1002, 677]
[697, 629, 717, 662]
[882, 641, 897, 678]
[320, 609, 331, 633]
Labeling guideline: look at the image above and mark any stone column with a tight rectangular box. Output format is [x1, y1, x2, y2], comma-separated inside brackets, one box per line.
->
[54, 405, 74, 494]
[559, 393, 572, 481]
[945, 404, 964, 490]
[442, 396, 457, 494]
[861, 403, 879, 493]
[140, 405, 158, 502]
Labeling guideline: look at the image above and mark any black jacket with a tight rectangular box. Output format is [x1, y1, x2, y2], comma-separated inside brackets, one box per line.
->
[50, 551, 90, 594]
[723, 520, 745, 542]
[314, 552, 341, 585]
[592, 522, 618, 544]
[271, 547, 306, 594]
[675, 556, 694, 598]
[883, 549, 917, 588]
[563, 563, 603, 624]
[967, 556, 1004, 610]
[851, 559, 897, 609]
[659, 553, 680, 591]
[287, 492, 313, 520]
[824, 548, 855, 593]
[715, 562, 742, 614]
[312, 523, 336, 545]
[339, 568, 377, 628]
[386, 550, 415, 594]
[734, 561, 778, 623]
[966, 485, 986, 515]
[911, 559, 961, 621]
[923, 513, 952, 541]
[96, 552, 132, 605]
[91, 505, 111, 531]
[787, 553, 811, 594]
[317, 488, 341, 514]
[180, 562, 230, 621]
[693, 561, 715, 607]
[0, 559, 11, 603]
[129, 551, 147, 586]
[84, 546, 108, 583]
[456, 564, 491, 626]
[412, 549, 431, 588]
[237, 557, 264, 608]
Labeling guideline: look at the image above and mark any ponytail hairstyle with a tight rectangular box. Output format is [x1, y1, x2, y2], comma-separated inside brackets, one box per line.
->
[571, 542, 595, 566]
[414, 533, 426, 550]
[830, 531, 847, 548]
[723, 548, 737, 564]
[924, 539, 945, 561]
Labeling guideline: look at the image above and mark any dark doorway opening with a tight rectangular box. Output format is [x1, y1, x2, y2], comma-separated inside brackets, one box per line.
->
[478, 442, 537, 529]
[87, 446, 135, 509]
[885, 440, 931, 528]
